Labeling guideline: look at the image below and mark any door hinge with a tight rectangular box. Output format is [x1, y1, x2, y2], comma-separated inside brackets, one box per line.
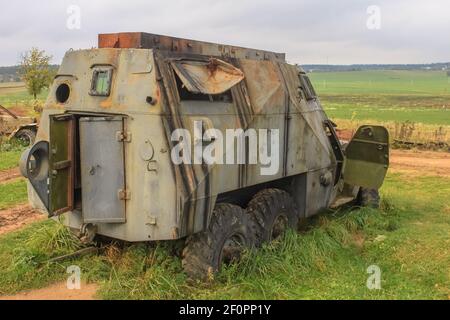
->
[53, 160, 72, 170]
[116, 131, 132, 142]
[118, 189, 131, 200]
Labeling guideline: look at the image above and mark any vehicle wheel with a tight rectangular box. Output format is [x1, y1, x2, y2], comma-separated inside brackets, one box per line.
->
[182, 203, 256, 280]
[246, 188, 298, 246]
[15, 128, 36, 146]
[357, 187, 380, 208]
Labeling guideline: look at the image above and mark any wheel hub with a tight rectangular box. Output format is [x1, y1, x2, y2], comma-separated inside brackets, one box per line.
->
[220, 233, 245, 265]
[271, 214, 288, 240]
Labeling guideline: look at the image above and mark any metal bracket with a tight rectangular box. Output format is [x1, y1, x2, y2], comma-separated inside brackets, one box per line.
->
[53, 159, 71, 170]
[146, 216, 157, 225]
[147, 160, 158, 173]
[118, 189, 131, 200]
[116, 131, 132, 142]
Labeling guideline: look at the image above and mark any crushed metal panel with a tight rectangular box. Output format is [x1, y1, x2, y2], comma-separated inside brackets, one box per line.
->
[79, 117, 126, 223]
[344, 125, 389, 189]
[170, 58, 244, 95]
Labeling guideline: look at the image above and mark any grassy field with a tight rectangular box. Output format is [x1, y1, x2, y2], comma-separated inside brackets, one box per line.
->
[0, 171, 448, 299]
[309, 71, 450, 143]
[0, 82, 48, 108]
[0, 145, 24, 171]
[0, 149, 22, 171]
[0, 179, 27, 210]
[309, 70, 450, 95]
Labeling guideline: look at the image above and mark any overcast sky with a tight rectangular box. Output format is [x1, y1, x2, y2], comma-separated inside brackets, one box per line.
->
[1, 0, 449, 66]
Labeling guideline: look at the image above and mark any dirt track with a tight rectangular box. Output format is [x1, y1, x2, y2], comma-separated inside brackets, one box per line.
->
[389, 149, 450, 177]
[0, 204, 44, 235]
[0, 282, 98, 300]
[0, 167, 20, 184]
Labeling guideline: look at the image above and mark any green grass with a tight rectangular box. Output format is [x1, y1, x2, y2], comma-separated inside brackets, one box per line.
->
[0, 83, 48, 107]
[0, 172, 448, 299]
[0, 179, 28, 209]
[0, 147, 24, 171]
[323, 103, 449, 125]
[309, 70, 450, 126]
[309, 70, 450, 95]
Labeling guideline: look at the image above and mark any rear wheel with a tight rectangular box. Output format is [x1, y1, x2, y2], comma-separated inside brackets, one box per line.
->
[357, 187, 380, 208]
[246, 188, 298, 246]
[182, 203, 256, 280]
[15, 128, 36, 146]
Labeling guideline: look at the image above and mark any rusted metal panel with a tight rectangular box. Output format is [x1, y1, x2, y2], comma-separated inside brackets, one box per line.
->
[98, 32, 141, 49]
[171, 58, 244, 95]
[99, 32, 285, 62]
[238, 60, 283, 115]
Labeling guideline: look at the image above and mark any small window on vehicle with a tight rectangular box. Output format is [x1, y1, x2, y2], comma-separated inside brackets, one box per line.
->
[56, 83, 70, 103]
[89, 67, 113, 96]
[299, 74, 317, 101]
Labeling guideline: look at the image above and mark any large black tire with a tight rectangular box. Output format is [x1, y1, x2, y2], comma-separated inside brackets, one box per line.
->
[246, 188, 298, 246]
[15, 128, 36, 146]
[357, 187, 380, 208]
[182, 203, 256, 280]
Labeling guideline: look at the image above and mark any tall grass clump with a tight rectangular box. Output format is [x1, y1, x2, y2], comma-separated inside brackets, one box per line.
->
[98, 243, 186, 300]
[0, 219, 85, 294]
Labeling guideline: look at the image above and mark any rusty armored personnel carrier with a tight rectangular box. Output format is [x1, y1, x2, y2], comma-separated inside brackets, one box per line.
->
[20, 32, 389, 278]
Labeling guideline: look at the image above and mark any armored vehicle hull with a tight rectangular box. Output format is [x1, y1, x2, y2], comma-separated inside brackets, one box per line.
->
[21, 33, 389, 278]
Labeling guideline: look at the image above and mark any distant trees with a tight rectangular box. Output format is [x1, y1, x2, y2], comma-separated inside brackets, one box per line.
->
[19, 48, 54, 99]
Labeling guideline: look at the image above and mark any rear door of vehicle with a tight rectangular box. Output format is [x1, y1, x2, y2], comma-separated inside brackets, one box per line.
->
[79, 116, 126, 223]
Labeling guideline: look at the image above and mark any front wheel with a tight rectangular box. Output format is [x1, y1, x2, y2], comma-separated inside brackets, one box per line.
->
[357, 187, 380, 208]
[182, 203, 256, 280]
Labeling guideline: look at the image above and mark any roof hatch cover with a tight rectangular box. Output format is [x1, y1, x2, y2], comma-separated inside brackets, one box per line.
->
[170, 58, 244, 95]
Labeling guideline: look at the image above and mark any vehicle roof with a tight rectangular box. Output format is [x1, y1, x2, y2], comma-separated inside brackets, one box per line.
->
[98, 32, 286, 62]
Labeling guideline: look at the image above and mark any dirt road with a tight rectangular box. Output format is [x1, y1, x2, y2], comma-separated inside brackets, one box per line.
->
[0, 282, 98, 300]
[0, 167, 20, 184]
[0, 203, 44, 235]
[389, 149, 450, 177]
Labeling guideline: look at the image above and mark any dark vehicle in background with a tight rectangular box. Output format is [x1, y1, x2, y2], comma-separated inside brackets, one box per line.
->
[0, 104, 37, 145]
